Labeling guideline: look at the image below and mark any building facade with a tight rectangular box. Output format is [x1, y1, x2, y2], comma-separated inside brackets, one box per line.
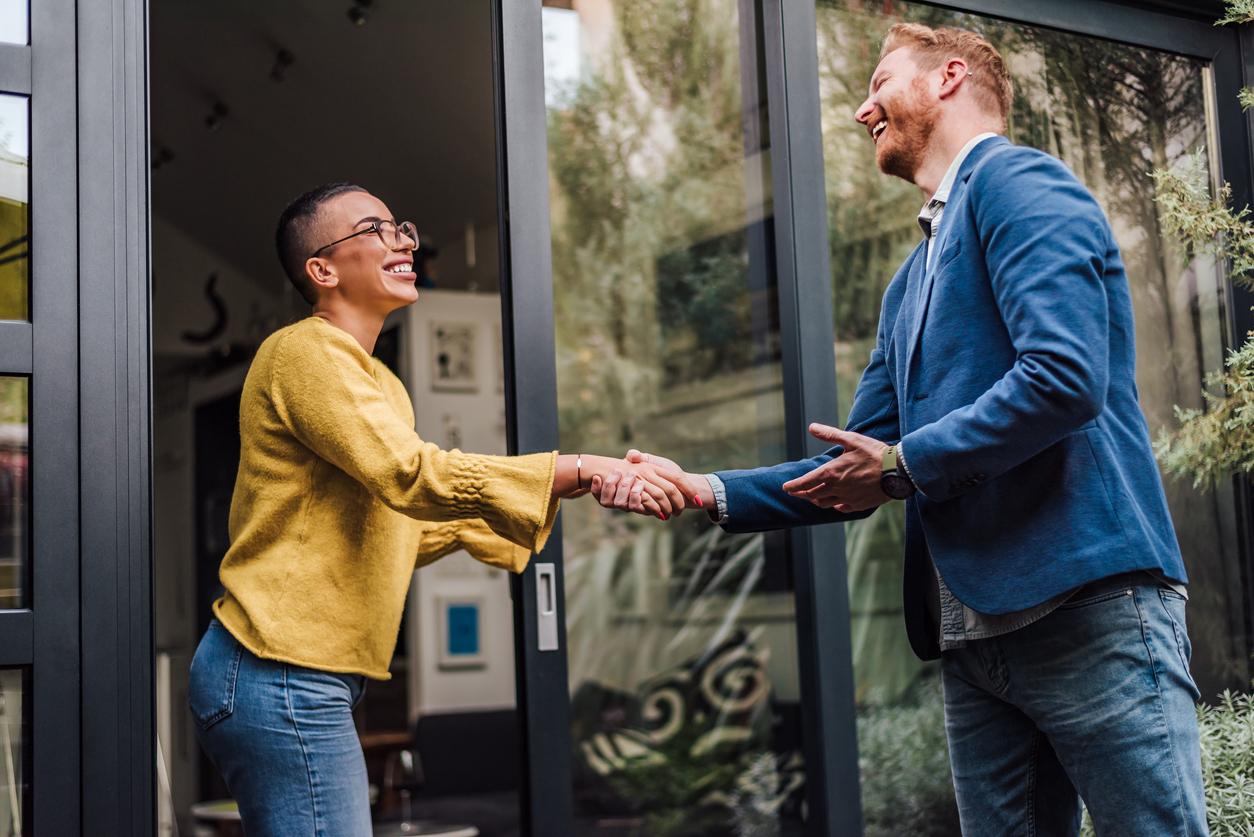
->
[0, 0, 1249, 834]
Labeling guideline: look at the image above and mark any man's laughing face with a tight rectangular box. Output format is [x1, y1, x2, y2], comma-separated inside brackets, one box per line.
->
[854, 47, 941, 183]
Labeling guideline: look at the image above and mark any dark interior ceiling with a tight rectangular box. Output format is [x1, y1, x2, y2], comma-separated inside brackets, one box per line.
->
[150, 0, 499, 293]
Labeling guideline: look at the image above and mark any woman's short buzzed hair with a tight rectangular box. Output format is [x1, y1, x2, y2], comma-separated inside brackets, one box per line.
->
[274, 181, 366, 305]
[881, 23, 1013, 125]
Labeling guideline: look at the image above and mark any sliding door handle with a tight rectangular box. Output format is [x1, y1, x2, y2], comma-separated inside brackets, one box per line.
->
[535, 562, 559, 652]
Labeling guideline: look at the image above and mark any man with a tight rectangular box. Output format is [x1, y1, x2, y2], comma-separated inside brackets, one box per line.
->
[600, 23, 1206, 836]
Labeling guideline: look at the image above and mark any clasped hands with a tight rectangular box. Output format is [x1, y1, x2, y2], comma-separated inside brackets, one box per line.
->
[560, 453, 706, 521]
[586, 423, 892, 517]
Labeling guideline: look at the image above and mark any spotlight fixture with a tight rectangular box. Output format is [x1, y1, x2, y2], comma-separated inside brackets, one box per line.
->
[347, 0, 372, 26]
[151, 144, 174, 171]
[204, 100, 229, 132]
[270, 47, 295, 82]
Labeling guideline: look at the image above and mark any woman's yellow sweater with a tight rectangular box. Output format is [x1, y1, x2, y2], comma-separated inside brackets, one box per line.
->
[213, 317, 558, 680]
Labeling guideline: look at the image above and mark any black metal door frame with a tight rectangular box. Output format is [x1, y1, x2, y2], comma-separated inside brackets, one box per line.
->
[79, 0, 153, 832]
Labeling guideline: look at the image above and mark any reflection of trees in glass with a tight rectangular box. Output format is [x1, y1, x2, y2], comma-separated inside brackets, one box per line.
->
[0, 113, 28, 321]
[548, 0, 773, 462]
[548, 4, 800, 833]
[0, 379, 24, 425]
[0, 377, 25, 609]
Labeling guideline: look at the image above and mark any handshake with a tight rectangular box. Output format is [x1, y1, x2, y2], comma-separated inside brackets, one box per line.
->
[561, 423, 894, 521]
[559, 450, 711, 521]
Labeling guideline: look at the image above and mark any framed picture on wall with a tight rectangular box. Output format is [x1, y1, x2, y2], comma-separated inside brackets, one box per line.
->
[436, 595, 486, 670]
[430, 321, 478, 392]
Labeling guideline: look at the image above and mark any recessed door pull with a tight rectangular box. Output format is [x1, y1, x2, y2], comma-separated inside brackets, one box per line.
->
[535, 563, 558, 652]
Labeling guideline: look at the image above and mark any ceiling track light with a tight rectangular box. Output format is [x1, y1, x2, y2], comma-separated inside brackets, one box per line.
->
[270, 47, 295, 82]
[204, 100, 229, 132]
[151, 144, 174, 171]
[348, 0, 372, 27]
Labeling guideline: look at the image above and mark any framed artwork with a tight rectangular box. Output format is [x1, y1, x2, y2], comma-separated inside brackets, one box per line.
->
[430, 321, 478, 392]
[436, 595, 486, 670]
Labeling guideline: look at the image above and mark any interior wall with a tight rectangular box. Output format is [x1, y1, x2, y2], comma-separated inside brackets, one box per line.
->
[403, 290, 516, 719]
[151, 214, 288, 359]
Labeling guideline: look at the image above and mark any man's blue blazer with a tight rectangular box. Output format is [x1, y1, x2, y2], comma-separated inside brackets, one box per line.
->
[713, 137, 1186, 659]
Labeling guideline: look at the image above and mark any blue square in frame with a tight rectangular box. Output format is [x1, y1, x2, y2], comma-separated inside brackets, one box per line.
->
[446, 604, 480, 656]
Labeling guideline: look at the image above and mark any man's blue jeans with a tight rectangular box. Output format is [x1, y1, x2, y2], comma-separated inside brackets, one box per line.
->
[188, 619, 372, 837]
[942, 583, 1208, 836]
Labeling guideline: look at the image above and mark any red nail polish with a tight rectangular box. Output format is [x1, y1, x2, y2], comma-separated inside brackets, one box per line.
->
[658, 512, 667, 521]
[695, 495, 704, 508]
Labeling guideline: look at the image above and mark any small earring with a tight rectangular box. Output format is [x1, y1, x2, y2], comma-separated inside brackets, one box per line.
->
[967, 71, 974, 76]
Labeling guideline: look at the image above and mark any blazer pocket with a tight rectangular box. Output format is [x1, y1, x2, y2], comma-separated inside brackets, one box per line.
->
[187, 622, 244, 732]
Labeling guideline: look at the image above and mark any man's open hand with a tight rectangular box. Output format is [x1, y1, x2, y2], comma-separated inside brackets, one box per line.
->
[782, 423, 891, 513]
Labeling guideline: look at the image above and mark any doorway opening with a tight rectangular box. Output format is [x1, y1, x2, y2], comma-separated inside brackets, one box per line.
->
[149, 3, 520, 835]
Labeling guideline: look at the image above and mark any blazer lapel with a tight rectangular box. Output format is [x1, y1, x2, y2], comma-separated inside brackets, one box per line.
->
[901, 136, 1011, 395]
[898, 243, 928, 395]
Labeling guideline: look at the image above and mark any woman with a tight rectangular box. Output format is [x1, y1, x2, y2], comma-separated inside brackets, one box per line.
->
[188, 182, 701, 836]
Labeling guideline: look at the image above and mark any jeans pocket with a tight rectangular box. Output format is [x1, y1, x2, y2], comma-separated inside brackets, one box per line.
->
[1156, 589, 1199, 698]
[188, 621, 244, 732]
[1057, 588, 1131, 611]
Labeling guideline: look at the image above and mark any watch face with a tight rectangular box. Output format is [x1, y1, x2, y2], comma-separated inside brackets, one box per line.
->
[881, 473, 915, 500]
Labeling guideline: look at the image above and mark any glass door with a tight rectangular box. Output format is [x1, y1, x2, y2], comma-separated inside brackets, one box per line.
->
[501, 0, 861, 834]
[811, 2, 1254, 834]
[541, 2, 809, 835]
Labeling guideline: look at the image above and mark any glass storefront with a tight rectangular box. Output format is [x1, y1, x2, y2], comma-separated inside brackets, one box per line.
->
[0, 94, 27, 322]
[544, 1, 805, 833]
[816, 2, 1244, 833]
[0, 377, 23, 611]
[0, 670, 22, 835]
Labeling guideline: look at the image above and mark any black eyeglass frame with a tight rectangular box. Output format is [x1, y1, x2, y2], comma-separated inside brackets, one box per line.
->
[310, 219, 419, 259]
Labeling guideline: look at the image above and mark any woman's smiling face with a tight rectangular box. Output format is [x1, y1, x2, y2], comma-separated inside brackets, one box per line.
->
[308, 190, 419, 313]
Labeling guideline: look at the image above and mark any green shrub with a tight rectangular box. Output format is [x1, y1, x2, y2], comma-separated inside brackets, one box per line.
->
[1079, 690, 1254, 836]
[856, 677, 960, 837]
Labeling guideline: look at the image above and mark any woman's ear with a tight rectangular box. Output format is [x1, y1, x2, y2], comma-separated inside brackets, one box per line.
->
[305, 257, 339, 292]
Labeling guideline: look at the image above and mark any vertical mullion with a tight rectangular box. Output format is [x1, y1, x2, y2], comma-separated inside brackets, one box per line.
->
[30, 0, 80, 832]
[494, 2, 574, 835]
[78, 0, 153, 830]
[762, 0, 863, 835]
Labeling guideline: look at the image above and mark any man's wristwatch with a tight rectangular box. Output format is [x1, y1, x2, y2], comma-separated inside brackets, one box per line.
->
[881, 445, 917, 500]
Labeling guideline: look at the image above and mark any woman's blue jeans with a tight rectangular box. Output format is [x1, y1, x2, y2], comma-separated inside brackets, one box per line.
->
[188, 620, 372, 837]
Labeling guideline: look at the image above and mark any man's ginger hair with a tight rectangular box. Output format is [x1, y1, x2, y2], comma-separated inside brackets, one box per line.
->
[881, 22, 1013, 126]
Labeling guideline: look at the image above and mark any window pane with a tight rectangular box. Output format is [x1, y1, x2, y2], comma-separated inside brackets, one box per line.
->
[0, 378, 24, 609]
[0, 94, 27, 321]
[817, 2, 1241, 833]
[0, 670, 24, 834]
[0, 2, 25, 46]
[544, 2, 805, 834]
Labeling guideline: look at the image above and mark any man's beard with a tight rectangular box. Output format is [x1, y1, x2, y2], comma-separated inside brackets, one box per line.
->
[877, 79, 939, 183]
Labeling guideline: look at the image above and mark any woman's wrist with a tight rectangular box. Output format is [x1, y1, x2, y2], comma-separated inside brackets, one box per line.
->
[552, 454, 582, 498]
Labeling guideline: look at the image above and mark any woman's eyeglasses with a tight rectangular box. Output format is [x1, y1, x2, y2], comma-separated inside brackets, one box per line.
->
[310, 220, 419, 258]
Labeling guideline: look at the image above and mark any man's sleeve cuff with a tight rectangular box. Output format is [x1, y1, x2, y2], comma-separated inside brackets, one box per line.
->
[704, 473, 729, 524]
[896, 441, 920, 493]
